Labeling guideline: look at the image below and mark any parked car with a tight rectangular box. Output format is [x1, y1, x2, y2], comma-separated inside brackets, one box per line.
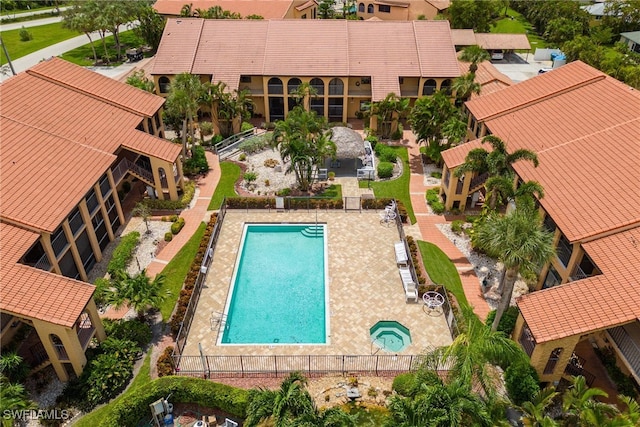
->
[491, 50, 504, 60]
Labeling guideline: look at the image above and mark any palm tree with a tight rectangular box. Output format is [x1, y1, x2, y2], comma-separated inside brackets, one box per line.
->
[459, 45, 491, 75]
[272, 107, 336, 191]
[106, 270, 167, 319]
[0, 374, 35, 427]
[452, 72, 482, 106]
[166, 73, 203, 158]
[245, 372, 316, 427]
[426, 307, 527, 397]
[292, 406, 356, 427]
[455, 135, 539, 210]
[473, 209, 555, 331]
[563, 376, 619, 427]
[125, 70, 155, 93]
[366, 93, 410, 139]
[520, 387, 560, 427]
[293, 82, 319, 112]
[180, 3, 193, 17]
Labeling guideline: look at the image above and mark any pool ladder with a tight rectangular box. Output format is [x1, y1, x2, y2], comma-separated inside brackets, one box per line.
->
[210, 311, 227, 331]
[300, 225, 324, 238]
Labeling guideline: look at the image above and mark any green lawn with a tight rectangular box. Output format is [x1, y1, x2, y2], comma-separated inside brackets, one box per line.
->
[491, 8, 547, 51]
[418, 240, 469, 310]
[59, 30, 144, 66]
[75, 352, 152, 427]
[1, 5, 57, 16]
[359, 146, 416, 224]
[319, 184, 342, 199]
[208, 161, 241, 210]
[0, 22, 78, 64]
[158, 222, 207, 320]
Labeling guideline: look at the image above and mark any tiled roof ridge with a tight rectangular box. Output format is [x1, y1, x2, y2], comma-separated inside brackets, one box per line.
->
[26, 63, 156, 118]
[262, 20, 272, 76]
[413, 21, 425, 77]
[189, 19, 206, 73]
[0, 216, 48, 238]
[482, 73, 607, 122]
[571, 217, 640, 244]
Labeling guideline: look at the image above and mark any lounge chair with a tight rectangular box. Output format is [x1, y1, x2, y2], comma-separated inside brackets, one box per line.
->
[404, 282, 418, 303]
[394, 242, 408, 266]
[399, 267, 414, 287]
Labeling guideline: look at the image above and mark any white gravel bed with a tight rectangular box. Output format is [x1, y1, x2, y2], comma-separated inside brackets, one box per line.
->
[230, 148, 297, 195]
[423, 161, 442, 187]
[124, 218, 172, 276]
[435, 222, 530, 309]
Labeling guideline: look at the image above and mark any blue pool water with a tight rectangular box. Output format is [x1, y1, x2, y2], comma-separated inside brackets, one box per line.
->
[220, 224, 327, 344]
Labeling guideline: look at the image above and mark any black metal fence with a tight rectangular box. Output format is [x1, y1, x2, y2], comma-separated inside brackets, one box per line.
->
[174, 354, 431, 378]
[173, 203, 227, 358]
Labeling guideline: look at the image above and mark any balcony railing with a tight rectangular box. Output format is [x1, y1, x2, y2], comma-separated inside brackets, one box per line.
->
[99, 176, 111, 198]
[564, 354, 596, 386]
[34, 253, 52, 271]
[85, 192, 99, 215]
[608, 326, 640, 379]
[519, 324, 536, 357]
[111, 159, 129, 184]
[469, 172, 489, 193]
[50, 231, 69, 256]
[267, 84, 283, 94]
[556, 238, 573, 267]
[569, 265, 588, 282]
[68, 210, 84, 236]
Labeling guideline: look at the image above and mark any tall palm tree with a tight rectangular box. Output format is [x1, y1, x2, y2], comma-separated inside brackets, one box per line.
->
[366, 93, 410, 139]
[180, 3, 193, 17]
[563, 376, 619, 427]
[426, 307, 527, 397]
[452, 72, 482, 106]
[293, 82, 319, 112]
[106, 270, 167, 319]
[473, 209, 555, 331]
[166, 73, 203, 158]
[455, 135, 539, 210]
[245, 372, 316, 427]
[520, 386, 560, 427]
[459, 45, 491, 75]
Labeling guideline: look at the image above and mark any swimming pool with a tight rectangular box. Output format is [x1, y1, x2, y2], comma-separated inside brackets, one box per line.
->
[219, 224, 329, 345]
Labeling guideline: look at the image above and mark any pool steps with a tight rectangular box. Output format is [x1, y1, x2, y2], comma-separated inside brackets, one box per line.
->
[300, 225, 324, 237]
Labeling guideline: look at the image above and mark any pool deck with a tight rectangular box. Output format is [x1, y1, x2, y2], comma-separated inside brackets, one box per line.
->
[182, 211, 453, 357]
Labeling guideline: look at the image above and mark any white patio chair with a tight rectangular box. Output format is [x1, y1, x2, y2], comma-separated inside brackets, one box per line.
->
[394, 241, 408, 266]
[399, 267, 414, 287]
[404, 282, 419, 303]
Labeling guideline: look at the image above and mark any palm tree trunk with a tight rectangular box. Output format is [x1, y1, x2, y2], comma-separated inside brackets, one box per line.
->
[85, 32, 98, 64]
[181, 118, 188, 159]
[491, 266, 518, 332]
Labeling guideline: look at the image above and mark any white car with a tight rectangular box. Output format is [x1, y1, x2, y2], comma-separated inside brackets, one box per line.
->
[491, 50, 504, 60]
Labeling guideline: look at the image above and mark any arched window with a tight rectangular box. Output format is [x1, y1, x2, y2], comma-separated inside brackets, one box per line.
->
[50, 334, 67, 360]
[328, 78, 344, 95]
[440, 79, 452, 95]
[310, 78, 324, 95]
[422, 79, 436, 96]
[367, 4, 374, 13]
[268, 77, 283, 95]
[358, 2, 365, 12]
[287, 78, 302, 94]
[544, 348, 563, 374]
[158, 76, 170, 94]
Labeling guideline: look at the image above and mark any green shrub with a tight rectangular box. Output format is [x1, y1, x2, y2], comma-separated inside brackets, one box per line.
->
[164, 232, 173, 242]
[425, 188, 445, 214]
[485, 306, 520, 335]
[170, 218, 185, 235]
[211, 134, 224, 145]
[374, 144, 398, 163]
[430, 171, 442, 179]
[276, 188, 292, 197]
[505, 361, 540, 406]
[241, 121, 254, 132]
[122, 181, 131, 193]
[19, 27, 32, 41]
[199, 121, 213, 139]
[238, 133, 271, 154]
[451, 219, 465, 234]
[392, 373, 416, 397]
[244, 171, 258, 183]
[238, 153, 247, 161]
[183, 145, 209, 175]
[93, 277, 110, 308]
[85, 349, 137, 409]
[169, 214, 179, 222]
[101, 376, 248, 426]
[365, 132, 378, 150]
[595, 347, 639, 397]
[157, 347, 174, 377]
[377, 162, 394, 179]
[102, 319, 152, 348]
[107, 232, 140, 275]
[141, 181, 195, 211]
[391, 127, 403, 141]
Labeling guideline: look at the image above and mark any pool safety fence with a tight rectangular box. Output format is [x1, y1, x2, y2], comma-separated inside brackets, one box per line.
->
[174, 203, 228, 358]
[172, 354, 450, 378]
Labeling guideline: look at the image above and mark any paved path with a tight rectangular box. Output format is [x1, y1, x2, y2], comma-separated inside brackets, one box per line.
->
[0, 6, 69, 21]
[404, 132, 491, 321]
[0, 15, 62, 31]
[146, 152, 222, 278]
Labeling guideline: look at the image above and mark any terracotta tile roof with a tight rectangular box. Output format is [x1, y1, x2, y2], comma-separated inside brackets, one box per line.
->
[116, 57, 156, 83]
[458, 59, 512, 98]
[473, 33, 531, 51]
[441, 138, 483, 168]
[0, 60, 180, 232]
[28, 58, 164, 116]
[153, 0, 297, 19]
[518, 227, 640, 343]
[444, 62, 640, 243]
[0, 223, 95, 327]
[0, 117, 115, 232]
[425, 0, 451, 10]
[465, 61, 605, 121]
[154, 19, 461, 93]
[450, 29, 477, 46]
[295, 0, 317, 10]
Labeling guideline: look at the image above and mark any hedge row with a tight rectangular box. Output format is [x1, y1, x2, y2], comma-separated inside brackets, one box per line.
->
[107, 232, 140, 275]
[406, 236, 427, 286]
[141, 180, 196, 211]
[99, 376, 248, 427]
[425, 188, 445, 214]
[170, 217, 185, 235]
[225, 197, 344, 210]
[169, 213, 218, 335]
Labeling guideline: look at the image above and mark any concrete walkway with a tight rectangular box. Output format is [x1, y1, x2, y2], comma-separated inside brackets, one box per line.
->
[404, 131, 491, 321]
[1, 6, 69, 21]
[146, 152, 221, 278]
[0, 15, 62, 31]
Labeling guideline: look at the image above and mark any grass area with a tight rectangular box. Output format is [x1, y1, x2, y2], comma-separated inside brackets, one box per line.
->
[359, 146, 416, 224]
[59, 30, 144, 66]
[0, 22, 78, 64]
[208, 161, 241, 210]
[492, 8, 547, 51]
[344, 403, 390, 426]
[75, 352, 152, 427]
[1, 5, 57, 16]
[319, 184, 341, 199]
[417, 240, 469, 310]
[158, 222, 207, 320]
